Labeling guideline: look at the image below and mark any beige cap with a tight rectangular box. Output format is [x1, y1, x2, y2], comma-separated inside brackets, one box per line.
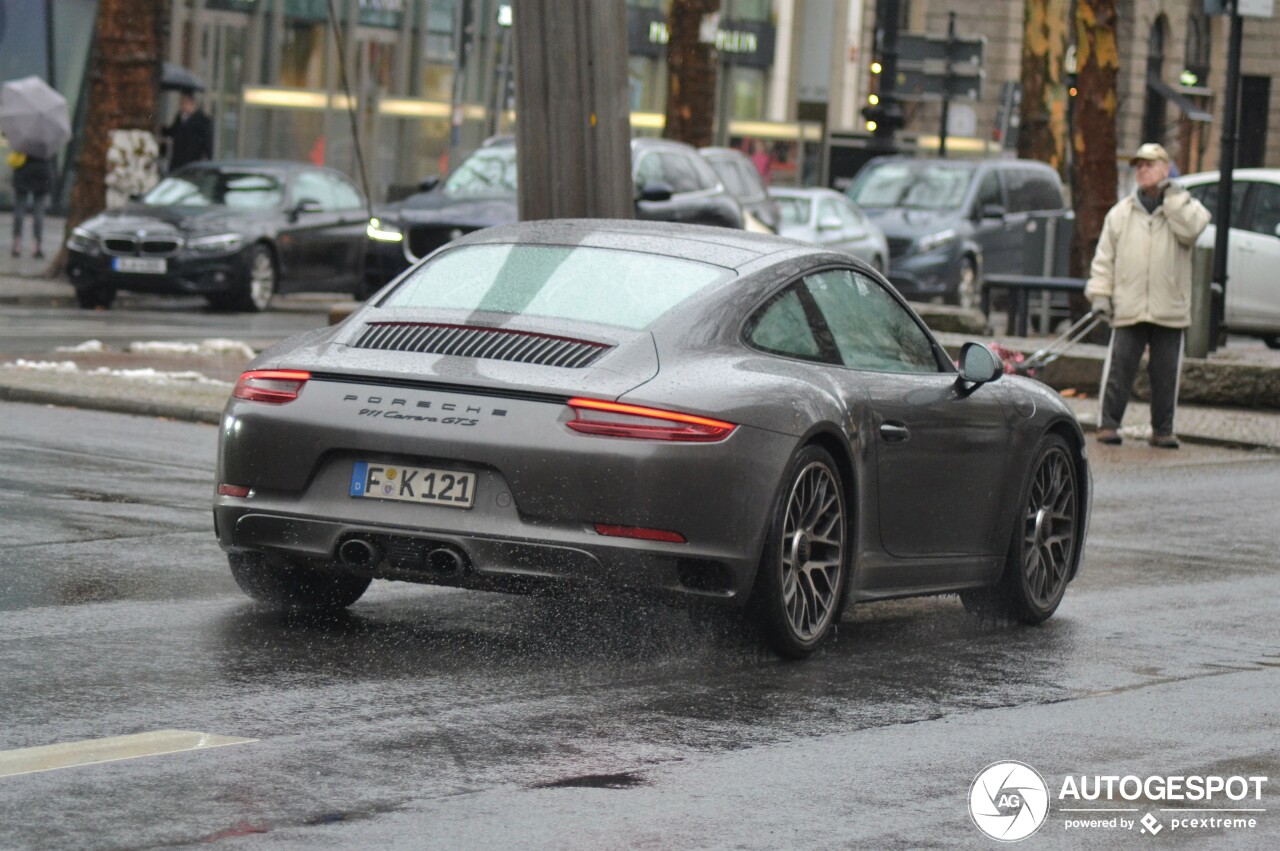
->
[1130, 142, 1171, 165]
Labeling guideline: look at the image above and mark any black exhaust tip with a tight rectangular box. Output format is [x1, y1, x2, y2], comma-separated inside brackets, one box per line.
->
[337, 538, 381, 569]
[424, 547, 466, 577]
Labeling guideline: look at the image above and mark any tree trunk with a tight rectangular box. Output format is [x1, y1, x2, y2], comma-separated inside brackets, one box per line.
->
[663, 0, 720, 147]
[59, 0, 167, 268]
[1017, 0, 1069, 179]
[1070, 0, 1120, 281]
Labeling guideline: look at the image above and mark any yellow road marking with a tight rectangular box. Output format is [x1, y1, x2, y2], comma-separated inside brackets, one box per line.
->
[0, 730, 256, 778]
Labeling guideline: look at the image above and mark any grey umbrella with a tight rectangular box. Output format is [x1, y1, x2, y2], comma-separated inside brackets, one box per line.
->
[161, 62, 205, 92]
[0, 76, 71, 159]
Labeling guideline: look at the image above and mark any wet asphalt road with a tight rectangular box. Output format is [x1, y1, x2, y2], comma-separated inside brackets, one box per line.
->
[0, 401, 1277, 849]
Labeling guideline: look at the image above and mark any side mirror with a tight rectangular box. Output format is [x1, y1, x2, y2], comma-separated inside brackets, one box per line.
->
[1273, 222, 1280, 238]
[418, 176, 441, 193]
[958, 342, 1003, 384]
[817, 216, 843, 232]
[637, 181, 674, 203]
[291, 198, 323, 220]
[980, 203, 1007, 220]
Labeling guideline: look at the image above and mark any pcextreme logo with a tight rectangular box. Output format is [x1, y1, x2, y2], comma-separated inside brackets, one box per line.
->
[969, 762, 1270, 841]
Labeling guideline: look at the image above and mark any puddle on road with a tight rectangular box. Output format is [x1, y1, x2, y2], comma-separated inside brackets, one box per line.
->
[534, 771, 647, 790]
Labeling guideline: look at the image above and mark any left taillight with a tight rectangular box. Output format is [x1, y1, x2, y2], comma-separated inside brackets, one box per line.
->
[566, 397, 736, 442]
[232, 369, 311, 404]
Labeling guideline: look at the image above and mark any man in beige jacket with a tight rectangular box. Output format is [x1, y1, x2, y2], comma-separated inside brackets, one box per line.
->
[1085, 143, 1211, 448]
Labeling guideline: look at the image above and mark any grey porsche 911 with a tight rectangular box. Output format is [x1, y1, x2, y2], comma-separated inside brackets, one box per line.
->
[214, 219, 1090, 657]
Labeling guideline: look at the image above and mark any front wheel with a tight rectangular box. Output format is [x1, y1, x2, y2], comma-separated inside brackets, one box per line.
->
[962, 434, 1080, 624]
[228, 551, 370, 611]
[751, 445, 849, 658]
[239, 244, 277, 312]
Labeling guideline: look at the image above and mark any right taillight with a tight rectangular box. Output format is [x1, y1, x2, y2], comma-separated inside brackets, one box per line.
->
[232, 369, 310, 404]
[566, 398, 736, 442]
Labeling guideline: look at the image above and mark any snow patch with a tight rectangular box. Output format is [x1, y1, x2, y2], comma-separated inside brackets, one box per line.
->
[54, 339, 108, 353]
[2, 359, 231, 386]
[126, 339, 257, 358]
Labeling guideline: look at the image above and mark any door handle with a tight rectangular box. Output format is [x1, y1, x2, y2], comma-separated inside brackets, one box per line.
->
[879, 422, 910, 443]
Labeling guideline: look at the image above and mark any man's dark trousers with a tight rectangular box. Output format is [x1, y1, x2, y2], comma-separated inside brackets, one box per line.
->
[1099, 322, 1184, 435]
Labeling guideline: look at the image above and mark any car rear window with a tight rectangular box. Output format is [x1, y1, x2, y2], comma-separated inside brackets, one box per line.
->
[383, 243, 733, 330]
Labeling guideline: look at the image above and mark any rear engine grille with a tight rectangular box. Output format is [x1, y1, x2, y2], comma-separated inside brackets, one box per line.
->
[102, 235, 182, 256]
[886, 237, 914, 259]
[352, 322, 612, 368]
[407, 225, 476, 260]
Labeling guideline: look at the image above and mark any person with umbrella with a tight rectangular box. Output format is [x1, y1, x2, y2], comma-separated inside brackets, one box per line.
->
[162, 87, 213, 172]
[8, 149, 56, 257]
[1, 75, 71, 258]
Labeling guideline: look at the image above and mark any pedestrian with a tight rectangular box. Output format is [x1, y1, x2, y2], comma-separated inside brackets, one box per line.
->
[8, 150, 56, 258]
[163, 88, 213, 172]
[1085, 142, 1211, 449]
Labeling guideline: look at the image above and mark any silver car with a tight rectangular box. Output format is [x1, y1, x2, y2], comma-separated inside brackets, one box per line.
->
[770, 187, 890, 273]
[215, 220, 1090, 657]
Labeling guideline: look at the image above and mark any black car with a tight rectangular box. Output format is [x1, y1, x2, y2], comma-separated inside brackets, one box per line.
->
[66, 160, 369, 311]
[365, 137, 743, 290]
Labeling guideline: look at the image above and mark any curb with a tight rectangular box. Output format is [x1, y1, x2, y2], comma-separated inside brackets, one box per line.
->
[0, 383, 224, 425]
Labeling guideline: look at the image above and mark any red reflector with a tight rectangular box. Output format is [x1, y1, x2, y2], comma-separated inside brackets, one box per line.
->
[217, 484, 251, 498]
[566, 398, 736, 442]
[232, 369, 310, 404]
[594, 523, 686, 543]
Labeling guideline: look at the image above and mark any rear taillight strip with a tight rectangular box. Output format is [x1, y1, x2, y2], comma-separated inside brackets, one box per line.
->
[566, 397, 736, 442]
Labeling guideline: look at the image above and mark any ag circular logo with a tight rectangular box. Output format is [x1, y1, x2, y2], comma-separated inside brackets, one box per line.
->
[969, 761, 1050, 842]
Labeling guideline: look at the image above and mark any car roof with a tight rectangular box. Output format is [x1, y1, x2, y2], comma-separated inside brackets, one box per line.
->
[177, 159, 317, 173]
[451, 218, 818, 270]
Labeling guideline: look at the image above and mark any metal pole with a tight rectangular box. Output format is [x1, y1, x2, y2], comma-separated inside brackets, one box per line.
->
[871, 0, 902, 153]
[1210, 2, 1243, 352]
[939, 11, 955, 157]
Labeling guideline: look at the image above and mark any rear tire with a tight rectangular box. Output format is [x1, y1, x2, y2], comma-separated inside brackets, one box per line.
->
[1263, 335, 1280, 350]
[751, 445, 849, 658]
[228, 551, 370, 611]
[961, 434, 1080, 624]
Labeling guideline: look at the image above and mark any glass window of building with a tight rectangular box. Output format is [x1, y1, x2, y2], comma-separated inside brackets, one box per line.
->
[280, 21, 327, 89]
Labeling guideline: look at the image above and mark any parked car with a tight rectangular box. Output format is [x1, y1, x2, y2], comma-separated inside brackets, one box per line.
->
[770, 186, 889, 272]
[699, 146, 781, 232]
[845, 157, 1069, 309]
[66, 160, 369, 311]
[214, 219, 1090, 658]
[365, 137, 744, 291]
[1178, 169, 1280, 348]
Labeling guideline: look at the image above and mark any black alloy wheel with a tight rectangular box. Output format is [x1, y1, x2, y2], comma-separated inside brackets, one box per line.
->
[228, 551, 371, 611]
[753, 445, 849, 658]
[962, 433, 1080, 624]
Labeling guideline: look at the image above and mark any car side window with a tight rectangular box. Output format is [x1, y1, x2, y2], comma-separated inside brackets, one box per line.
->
[735, 161, 766, 199]
[1245, 182, 1280, 238]
[326, 174, 364, 210]
[974, 170, 1002, 214]
[1025, 173, 1065, 210]
[660, 153, 701, 194]
[1187, 180, 1248, 225]
[292, 171, 334, 210]
[803, 269, 941, 373]
[745, 284, 835, 363]
[835, 197, 863, 229]
[818, 199, 840, 225]
[709, 158, 747, 196]
[634, 153, 666, 189]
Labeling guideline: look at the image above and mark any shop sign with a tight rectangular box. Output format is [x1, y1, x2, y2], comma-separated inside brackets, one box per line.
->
[627, 8, 776, 69]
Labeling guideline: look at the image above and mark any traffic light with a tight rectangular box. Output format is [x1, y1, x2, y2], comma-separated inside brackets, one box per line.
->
[862, 97, 905, 138]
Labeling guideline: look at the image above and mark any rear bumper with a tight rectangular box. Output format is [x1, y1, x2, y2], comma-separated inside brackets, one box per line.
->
[213, 377, 796, 602]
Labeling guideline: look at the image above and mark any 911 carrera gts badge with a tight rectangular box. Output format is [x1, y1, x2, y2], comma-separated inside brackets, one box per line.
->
[342, 393, 507, 427]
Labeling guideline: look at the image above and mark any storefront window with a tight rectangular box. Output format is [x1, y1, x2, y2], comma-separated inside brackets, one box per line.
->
[280, 21, 327, 89]
[735, 0, 771, 23]
[731, 67, 765, 120]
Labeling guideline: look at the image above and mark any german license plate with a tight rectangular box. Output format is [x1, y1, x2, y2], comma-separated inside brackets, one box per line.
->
[349, 461, 476, 509]
[113, 256, 167, 274]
